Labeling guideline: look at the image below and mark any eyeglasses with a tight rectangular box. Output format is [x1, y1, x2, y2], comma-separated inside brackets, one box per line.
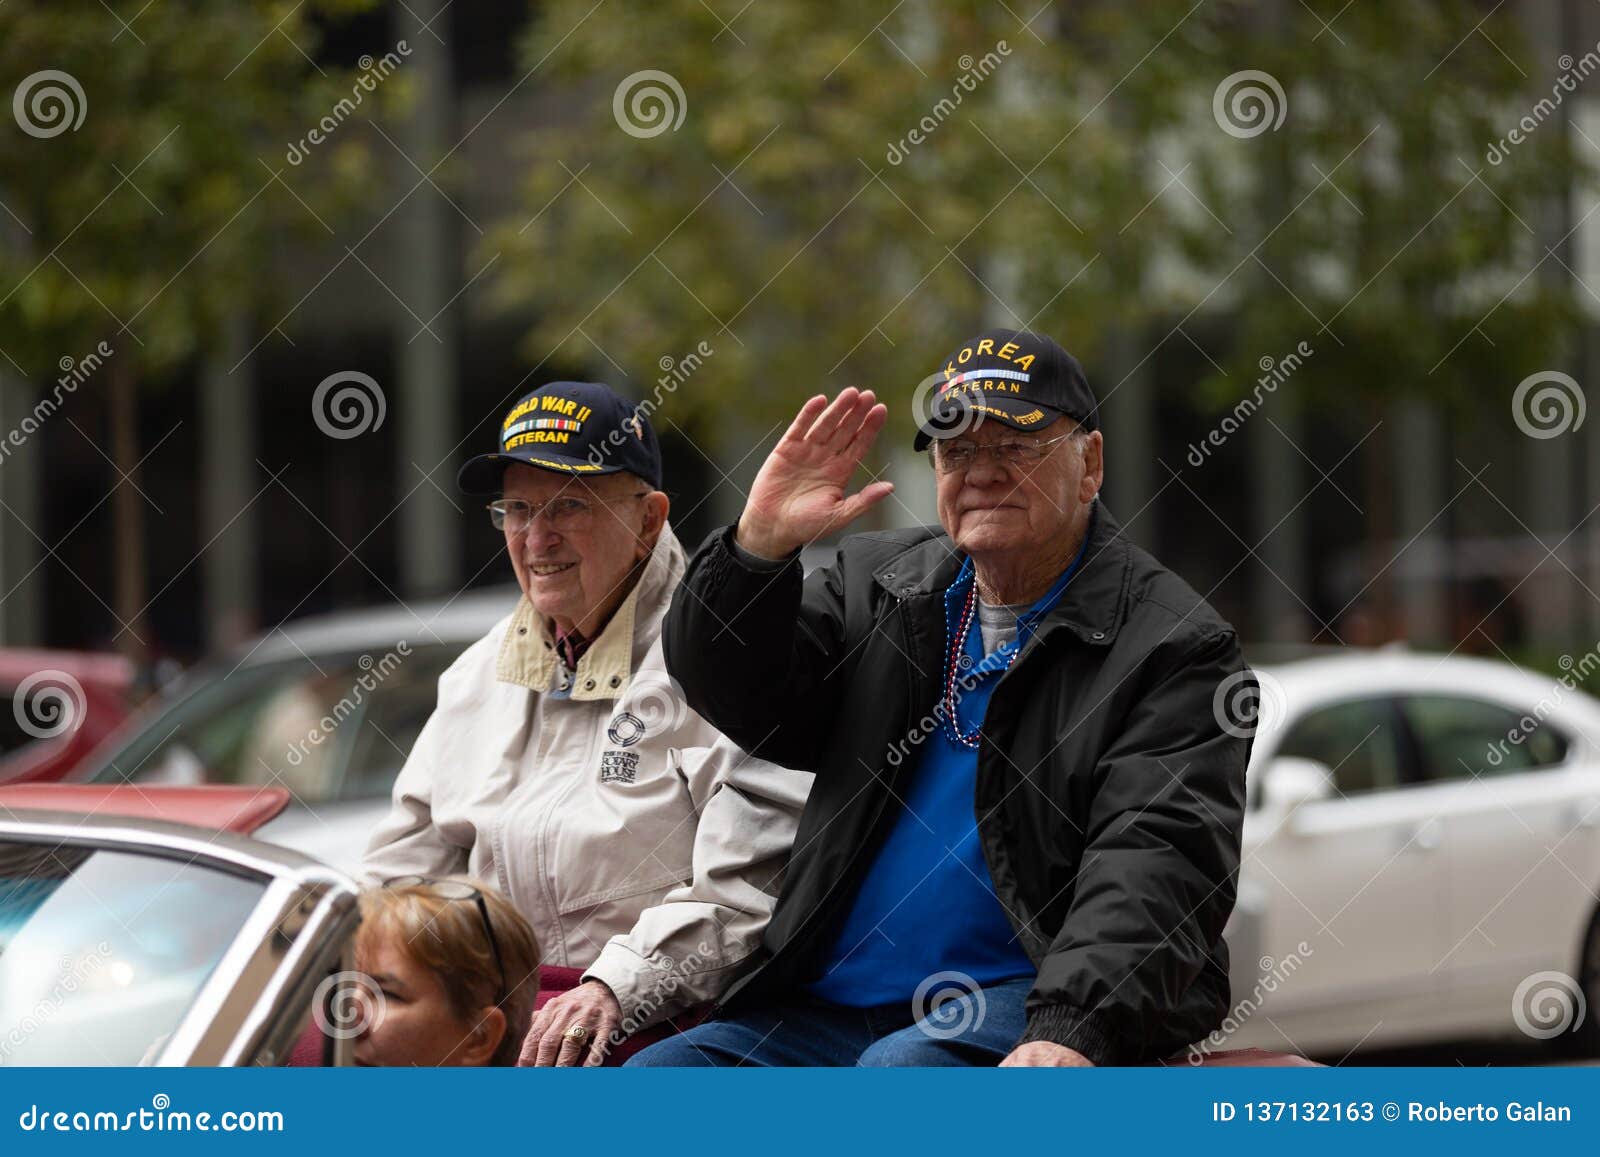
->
[928, 430, 1083, 475]
[381, 875, 507, 1005]
[487, 491, 648, 535]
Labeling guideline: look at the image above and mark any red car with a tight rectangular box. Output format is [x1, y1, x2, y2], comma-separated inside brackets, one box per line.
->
[0, 649, 134, 786]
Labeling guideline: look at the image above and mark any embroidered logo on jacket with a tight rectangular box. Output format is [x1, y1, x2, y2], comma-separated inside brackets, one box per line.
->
[607, 712, 646, 747]
[599, 750, 640, 784]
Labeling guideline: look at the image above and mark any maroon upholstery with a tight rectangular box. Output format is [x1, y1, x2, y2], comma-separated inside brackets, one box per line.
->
[286, 1019, 326, 1067]
[535, 965, 708, 1065]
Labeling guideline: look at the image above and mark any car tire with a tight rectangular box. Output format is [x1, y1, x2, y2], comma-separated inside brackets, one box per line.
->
[1557, 905, 1600, 1058]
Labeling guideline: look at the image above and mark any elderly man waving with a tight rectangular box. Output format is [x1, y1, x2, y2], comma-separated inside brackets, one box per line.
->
[631, 330, 1252, 1067]
[363, 380, 810, 1066]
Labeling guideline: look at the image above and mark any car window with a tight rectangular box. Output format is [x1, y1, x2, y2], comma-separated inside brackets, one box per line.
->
[1404, 694, 1568, 781]
[336, 650, 458, 801]
[91, 647, 461, 805]
[1275, 697, 1407, 797]
[0, 841, 266, 1065]
[96, 658, 365, 801]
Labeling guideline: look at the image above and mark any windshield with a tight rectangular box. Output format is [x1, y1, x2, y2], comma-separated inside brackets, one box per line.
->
[0, 841, 266, 1065]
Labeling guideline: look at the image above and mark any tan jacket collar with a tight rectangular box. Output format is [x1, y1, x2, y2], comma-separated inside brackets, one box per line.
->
[494, 523, 686, 701]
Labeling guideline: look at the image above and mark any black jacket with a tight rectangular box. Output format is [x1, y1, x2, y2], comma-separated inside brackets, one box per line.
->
[662, 503, 1252, 1065]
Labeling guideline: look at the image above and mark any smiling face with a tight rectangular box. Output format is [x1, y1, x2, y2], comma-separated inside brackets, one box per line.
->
[500, 464, 670, 638]
[933, 416, 1103, 564]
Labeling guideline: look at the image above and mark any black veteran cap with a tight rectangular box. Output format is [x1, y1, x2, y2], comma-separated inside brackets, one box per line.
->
[457, 380, 664, 495]
[913, 328, 1100, 450]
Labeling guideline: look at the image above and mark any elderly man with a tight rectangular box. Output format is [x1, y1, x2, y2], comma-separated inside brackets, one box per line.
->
[363, 380, 810, 1066]
[631, 329, 1252, 1067]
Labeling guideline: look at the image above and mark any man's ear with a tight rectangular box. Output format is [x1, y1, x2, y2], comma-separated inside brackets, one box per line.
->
[1079, 432, 1104, 504]
[637, 491, 670, 559]
[455, 1006, 506, 1067]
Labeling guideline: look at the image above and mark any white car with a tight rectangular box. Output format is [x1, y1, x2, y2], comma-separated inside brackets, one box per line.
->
[1222, 649, 1600, 1058]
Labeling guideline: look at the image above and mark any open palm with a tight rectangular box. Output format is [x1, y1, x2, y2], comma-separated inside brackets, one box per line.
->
[737, 388, 895, 558]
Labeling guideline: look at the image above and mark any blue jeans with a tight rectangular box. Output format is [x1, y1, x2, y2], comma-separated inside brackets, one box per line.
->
[625, 977, 1033, 1067]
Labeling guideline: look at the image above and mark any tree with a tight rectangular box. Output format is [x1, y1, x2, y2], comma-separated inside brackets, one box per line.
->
[488, 0, 1586, 485]
[0, 0, 398, 670]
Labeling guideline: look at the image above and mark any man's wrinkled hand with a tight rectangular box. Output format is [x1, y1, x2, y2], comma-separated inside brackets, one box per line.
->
[519, 980, 623, 1067]
[1000, 1041, 1095, 1067]
[736, 387, 894, 559]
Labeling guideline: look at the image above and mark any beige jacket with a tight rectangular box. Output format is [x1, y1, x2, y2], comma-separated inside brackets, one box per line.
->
[362, 524, 811, 1026]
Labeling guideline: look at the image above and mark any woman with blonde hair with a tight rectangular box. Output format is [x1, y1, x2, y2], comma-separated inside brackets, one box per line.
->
[352, 877, 540, 1067]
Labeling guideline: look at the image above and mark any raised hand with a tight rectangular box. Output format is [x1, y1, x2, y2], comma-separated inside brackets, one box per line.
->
[736, 388, 894, 559]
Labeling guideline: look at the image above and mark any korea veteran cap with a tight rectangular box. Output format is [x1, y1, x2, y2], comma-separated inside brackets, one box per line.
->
[913, 328, 1100, 450]
[457, 380, 664, 495]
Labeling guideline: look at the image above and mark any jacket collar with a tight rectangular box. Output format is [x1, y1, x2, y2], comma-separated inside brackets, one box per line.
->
[871, 500, 1131, 648]
[495, 523, 686, 700]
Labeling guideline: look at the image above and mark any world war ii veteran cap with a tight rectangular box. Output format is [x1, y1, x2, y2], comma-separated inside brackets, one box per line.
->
[457, 380, 664, 495]
[913, 328, 1100, 450]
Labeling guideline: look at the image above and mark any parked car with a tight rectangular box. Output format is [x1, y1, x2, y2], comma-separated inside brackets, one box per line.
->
[67, 588, 520, 873]
[0, 785, 357, 1066]
[1226, 649, 1600, 1058]
[0, 649, 134, 786]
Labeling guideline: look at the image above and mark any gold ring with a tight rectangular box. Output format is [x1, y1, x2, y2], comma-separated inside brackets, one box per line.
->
[563, 1024, 590, 1044]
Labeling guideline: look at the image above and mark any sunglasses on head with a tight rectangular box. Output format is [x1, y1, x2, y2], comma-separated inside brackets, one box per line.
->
[381, 875, 507, 1005]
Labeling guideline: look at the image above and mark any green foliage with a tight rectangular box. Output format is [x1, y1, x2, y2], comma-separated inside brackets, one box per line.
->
[488, 0, 1591, 449]
[0, 0, 396, 378]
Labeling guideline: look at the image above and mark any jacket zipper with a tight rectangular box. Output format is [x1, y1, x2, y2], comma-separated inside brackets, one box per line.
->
[725, 591, 926, 1004]
[975, 640, 1055, 966]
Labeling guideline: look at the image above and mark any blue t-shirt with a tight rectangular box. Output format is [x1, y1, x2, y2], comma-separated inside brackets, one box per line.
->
[806, 534, 1089, 1006]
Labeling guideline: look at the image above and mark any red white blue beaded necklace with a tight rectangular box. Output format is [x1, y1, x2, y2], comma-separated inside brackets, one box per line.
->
[940, 516, 1095, 749]
[942, 580, 1021, 749]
